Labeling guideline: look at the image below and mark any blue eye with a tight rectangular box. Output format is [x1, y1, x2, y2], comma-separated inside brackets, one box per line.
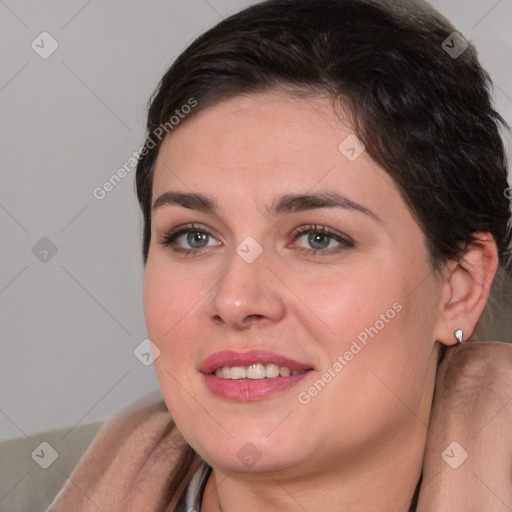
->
[299, 231, 336, 250]
[291, 225, 354, 255]
[179, 231, 209, 249]
[158, 223, 220, 254]
[158, 223, 354, 256]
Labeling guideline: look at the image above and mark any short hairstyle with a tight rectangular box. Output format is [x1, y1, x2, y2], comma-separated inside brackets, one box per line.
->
[136, 0, 511, 275]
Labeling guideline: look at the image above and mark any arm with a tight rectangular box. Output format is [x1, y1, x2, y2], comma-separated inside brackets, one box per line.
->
[417, 341, 512, 512]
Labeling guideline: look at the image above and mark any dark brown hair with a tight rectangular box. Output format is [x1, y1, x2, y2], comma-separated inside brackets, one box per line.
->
[136, 0, 511, 275]
[134, 1, 511, 503]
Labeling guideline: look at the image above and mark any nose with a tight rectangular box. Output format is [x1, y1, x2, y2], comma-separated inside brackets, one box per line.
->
[204, 245, 286, 330]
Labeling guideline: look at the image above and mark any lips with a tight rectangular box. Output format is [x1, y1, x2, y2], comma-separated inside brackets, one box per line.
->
[200, 349, 315, 401]
[200, 349, 314, 374]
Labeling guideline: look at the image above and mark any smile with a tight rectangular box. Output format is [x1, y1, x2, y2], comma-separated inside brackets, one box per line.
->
[200, 349, 314, 401]
[214, 363, 307, 379]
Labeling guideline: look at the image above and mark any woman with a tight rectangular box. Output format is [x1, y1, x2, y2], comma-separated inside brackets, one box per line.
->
[48, 0, 512, 510]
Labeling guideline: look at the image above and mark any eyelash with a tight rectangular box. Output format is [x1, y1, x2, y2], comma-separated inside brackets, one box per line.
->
[157, 223, 354, 257]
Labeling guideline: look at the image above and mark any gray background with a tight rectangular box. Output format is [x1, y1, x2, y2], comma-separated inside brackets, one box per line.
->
[1, 0, 512, 442]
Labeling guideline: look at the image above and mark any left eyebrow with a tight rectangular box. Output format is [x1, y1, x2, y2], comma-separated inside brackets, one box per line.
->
[151, 190, 380, 222]
[268, 191, 381, 221]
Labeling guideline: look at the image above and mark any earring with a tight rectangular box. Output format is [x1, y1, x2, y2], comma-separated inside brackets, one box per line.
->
[454, 329, 463, 343]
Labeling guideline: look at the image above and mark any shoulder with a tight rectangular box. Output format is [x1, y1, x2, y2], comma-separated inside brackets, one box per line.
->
[47, 391, 200, 512]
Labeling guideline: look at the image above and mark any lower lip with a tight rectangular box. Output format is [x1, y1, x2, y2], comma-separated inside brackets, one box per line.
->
[204, 371, 313, 401]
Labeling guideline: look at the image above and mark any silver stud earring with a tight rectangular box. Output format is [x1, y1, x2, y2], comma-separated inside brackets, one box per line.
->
[454, 329, 463, 343]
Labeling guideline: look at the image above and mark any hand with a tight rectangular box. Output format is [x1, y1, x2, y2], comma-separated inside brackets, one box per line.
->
[417, 341, 512, 512]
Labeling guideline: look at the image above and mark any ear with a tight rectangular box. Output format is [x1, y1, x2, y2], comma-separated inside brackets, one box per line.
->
[434, 232, 498, 346]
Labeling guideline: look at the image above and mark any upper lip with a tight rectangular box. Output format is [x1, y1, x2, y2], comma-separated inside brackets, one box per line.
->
[200, 349, 314, 374]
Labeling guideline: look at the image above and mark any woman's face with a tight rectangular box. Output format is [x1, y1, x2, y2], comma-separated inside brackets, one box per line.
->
[143, 91, 445, 475]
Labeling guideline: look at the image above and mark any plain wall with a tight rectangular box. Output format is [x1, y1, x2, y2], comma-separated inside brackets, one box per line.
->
[2, 0, 512, 441]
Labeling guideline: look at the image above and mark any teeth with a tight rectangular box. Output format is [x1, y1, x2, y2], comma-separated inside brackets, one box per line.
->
[214, 363, 306, 380]
[246, 363, 266, 379]
[279, 366, 291, 377]
[229, 366, 246, 379]
[265, 363, 280, 378]
[215, 367, 231, 379]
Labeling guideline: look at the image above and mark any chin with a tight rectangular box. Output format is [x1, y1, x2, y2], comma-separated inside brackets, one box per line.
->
[186, 423, 312, 474]
[203, 445, 308, 474]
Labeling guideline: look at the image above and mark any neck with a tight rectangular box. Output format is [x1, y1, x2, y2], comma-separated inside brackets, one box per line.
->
[201, 421, 426, 512]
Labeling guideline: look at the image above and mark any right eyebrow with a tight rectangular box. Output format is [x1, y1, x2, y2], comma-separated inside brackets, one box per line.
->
[152, 191, 219, 214]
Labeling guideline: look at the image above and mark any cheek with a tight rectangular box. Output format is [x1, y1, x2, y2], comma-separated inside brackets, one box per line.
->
[143, 263, 201, 417]
[299, 264, 401, 347]
[303, 262, 437, 403]
[143, 262, 196, 358]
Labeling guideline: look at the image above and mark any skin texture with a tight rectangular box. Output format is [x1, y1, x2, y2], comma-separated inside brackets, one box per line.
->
[143, 90, 498, 511]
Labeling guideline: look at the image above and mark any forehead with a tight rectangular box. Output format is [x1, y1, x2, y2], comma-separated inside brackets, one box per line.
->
[157, 92, 350, 165]
[151, 91, 404, 221]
